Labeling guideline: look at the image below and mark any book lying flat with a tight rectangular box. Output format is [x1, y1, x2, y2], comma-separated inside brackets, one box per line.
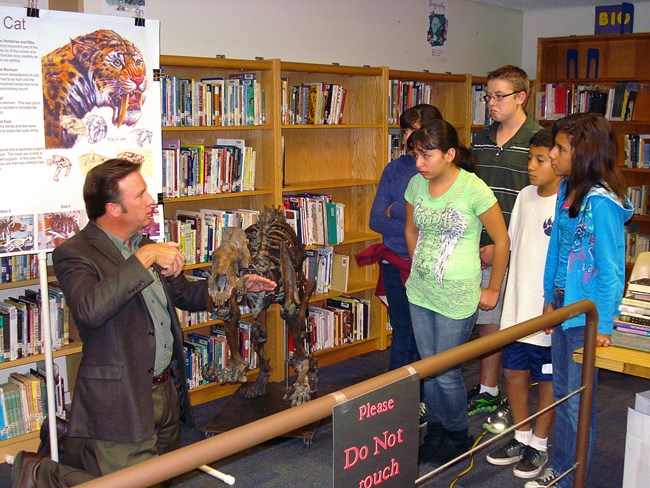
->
[611, 329, 650, 353]
[628, 277, 650, 295]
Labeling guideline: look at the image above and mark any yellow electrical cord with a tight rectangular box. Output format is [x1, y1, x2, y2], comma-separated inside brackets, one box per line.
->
[449, 382, 539, 487]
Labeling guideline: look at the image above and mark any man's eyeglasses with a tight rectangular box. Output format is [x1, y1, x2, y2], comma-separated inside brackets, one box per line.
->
[483, 91, 520, 103]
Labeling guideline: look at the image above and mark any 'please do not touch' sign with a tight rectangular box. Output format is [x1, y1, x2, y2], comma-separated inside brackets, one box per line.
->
[333, 375, 420, 488]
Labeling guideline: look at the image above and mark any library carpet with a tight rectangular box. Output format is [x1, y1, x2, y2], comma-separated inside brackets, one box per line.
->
[1, 347, 648, 487]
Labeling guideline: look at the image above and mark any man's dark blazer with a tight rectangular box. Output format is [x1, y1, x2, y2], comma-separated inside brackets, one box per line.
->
[52, 222, 208, 443]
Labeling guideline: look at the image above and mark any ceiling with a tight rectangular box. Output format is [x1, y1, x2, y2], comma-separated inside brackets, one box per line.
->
[473, 0, 650, 11]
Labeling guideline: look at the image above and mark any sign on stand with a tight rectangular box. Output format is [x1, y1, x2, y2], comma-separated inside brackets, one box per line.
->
[333, 375, 419, 488]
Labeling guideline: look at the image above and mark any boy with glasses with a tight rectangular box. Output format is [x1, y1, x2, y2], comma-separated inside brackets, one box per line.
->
[469, 65, 542, 416]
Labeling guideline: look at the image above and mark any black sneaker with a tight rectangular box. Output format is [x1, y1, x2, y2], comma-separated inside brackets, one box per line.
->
[468, 391, 504, 416]
[482, 400, 512, 433]
[418, 402, 427, 426]
[524, 467, 560, 487]
[514, 445, 548, 479]
[467, 384, 481, 401]
[486, 438, 526, 465]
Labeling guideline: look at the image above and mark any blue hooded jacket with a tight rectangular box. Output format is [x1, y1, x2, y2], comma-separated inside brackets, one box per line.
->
[543, 179, 633, 334]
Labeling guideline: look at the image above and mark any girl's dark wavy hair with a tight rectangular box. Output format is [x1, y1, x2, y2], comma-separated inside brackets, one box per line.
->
[552, 113, 626, 218]
[406, 119, 477, 172]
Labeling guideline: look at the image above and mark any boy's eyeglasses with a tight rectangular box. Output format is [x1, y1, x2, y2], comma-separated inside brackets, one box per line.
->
[483, 91, 520, 103]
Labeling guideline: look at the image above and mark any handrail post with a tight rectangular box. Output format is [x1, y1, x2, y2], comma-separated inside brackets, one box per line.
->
[573, 302, 598, 487]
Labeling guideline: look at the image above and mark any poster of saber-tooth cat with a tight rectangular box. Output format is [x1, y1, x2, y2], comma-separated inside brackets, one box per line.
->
[0, 6, 162, 256]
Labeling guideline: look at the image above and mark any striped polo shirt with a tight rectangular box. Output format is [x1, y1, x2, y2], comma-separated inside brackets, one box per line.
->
[471, 116, 542, 246]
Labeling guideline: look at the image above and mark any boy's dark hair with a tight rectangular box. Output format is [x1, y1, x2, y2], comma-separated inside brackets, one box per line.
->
[399, 104, 443, 131]
[530, 128, 553, 149]
[487, 65, 530, 98]
[457, 144, 477, 174]
[84, 158, 142, 221]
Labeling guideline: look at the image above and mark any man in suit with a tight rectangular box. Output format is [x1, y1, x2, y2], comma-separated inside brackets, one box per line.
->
[12, 158, 275, 487]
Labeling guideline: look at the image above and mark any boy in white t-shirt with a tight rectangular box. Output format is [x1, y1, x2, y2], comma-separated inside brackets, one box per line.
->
[485, 129, 561, 480]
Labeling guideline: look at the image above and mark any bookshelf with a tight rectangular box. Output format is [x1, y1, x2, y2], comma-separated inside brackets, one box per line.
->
[159, 55, 283, 405]
[156, 57, 481, 403]
[387, 70, 470, 145]
[535, 33, 650, 273]
[0, 275, 81, 458]
[280, 61, 387, 360]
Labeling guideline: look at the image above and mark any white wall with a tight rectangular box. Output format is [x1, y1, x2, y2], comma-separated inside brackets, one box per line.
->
[523, 3, 650, 79]
[78, 0, 523, 77]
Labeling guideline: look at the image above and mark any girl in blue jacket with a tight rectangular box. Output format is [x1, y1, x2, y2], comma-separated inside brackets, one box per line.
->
[526, 113, 633, 488]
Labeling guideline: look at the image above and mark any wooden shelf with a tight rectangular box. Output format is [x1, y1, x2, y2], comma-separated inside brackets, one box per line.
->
[0, 343, 82, 371]
[283, 179, 377, 192]
[573, 345, 650, 379]
[0, 274, 57, 291]
[188, 370, 260, 406]
[162, 125, 274, 132]
[0, 430, 40, 461]
[537, 34, 650, 269]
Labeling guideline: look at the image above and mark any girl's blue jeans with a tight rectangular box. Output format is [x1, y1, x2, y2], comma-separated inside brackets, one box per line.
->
[382, 262, 420, 371]
[550, 325, 597, 487]
[409, 302, 478, 431]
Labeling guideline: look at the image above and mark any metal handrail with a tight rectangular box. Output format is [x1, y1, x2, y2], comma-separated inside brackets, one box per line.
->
[80, 299, 598, 488]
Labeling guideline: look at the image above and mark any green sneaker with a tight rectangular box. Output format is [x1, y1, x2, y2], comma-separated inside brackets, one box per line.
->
[482, 401, 512, 433]
[467, 391, 504, 416]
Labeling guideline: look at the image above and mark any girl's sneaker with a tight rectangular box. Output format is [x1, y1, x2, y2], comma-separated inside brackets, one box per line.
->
[524, 467, 560, 487]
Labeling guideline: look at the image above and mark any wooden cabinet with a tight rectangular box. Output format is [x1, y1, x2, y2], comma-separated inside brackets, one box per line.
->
[156, 57, 478, 404]
[159, 56, 283, 405]
[536, 33, 650, 272]
[0, 276, 82, 458]
[387, 70, 470, 145]
[280, 61, 387, 364]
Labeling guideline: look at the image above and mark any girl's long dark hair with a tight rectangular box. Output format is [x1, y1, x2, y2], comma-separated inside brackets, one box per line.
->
[552, 113, 626, 217]
[406, 118, 461, 165]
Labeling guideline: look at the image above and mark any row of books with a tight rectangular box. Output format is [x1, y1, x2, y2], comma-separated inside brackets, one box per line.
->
[627, 185, 650, 216]
[387, 79, 433, 125]
[303, 295, 370, 353]
[0, 255, 38, 284]
[280, 80, 347, 125]
[164, 208, 259, 266]
[160, 71, 266, 127]
[0, 367, 65, 441]
[183, 324, 258, 389]
[282, 193, 345, 247]
[162, 138, 256, 198]
[624, 133, 650, 169]
[536, 81, 639, 121]
[303, 248, 350, 295]
[471, 84, 490, 126]
[612, 278, 650, 352]
[625, 226, 650, 264]
[0, 285, 69, 362]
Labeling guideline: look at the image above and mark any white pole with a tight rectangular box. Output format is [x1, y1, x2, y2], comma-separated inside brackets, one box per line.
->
[38, 251, 59, 462]
[198, 465, 235, 485]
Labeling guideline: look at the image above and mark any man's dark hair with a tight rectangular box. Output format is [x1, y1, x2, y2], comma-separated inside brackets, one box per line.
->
[84, 158, 142, 221]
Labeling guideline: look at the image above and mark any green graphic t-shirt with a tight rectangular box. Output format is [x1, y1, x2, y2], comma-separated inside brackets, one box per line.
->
[404, 169, 497, 319]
